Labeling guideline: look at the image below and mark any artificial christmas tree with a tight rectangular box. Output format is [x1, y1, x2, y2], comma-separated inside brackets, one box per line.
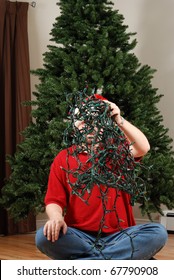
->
[1, 0, 174, 221]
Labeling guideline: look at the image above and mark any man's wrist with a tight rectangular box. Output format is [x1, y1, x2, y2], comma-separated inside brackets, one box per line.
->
[117, 116, 125, 127]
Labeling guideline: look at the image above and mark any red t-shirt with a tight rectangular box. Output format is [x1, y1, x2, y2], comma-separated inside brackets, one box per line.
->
[45, 146, 136, 234]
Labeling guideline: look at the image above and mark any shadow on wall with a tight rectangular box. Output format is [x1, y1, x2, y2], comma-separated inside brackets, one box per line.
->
[138, 0, 174, 76]
[137, 0, 174, 139]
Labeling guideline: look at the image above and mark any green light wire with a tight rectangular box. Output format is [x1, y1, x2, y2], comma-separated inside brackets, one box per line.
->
[63, 89, 147, 259]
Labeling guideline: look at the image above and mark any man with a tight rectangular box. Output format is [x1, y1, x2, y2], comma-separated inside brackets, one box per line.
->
[36, 94, 167, 259]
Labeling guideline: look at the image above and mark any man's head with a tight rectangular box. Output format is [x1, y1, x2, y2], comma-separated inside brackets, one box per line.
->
[73, 95, 110, 146]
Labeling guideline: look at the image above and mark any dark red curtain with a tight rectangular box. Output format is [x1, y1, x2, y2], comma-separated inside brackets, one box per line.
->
[0, 0, 36, 234]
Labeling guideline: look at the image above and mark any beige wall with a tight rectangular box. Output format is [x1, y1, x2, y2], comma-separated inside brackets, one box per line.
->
[24, 0, 174, 224]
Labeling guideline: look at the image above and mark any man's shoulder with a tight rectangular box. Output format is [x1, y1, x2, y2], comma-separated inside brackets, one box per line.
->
[55, 146, 74, 159]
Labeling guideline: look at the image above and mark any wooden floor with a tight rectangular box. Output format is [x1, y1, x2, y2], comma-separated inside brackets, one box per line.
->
[0, 232, 173, 260]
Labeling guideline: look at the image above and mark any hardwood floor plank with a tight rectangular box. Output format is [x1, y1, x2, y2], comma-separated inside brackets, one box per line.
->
[0, 233, 49, 260]
[0, 232, 173, 260]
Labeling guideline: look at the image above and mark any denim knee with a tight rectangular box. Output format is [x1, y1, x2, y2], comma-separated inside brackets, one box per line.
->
[153, 223, 168, 244]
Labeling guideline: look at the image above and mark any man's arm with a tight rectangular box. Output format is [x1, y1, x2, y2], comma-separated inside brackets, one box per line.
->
[44, 203, 67, 242]
[105, 100, 150, 158]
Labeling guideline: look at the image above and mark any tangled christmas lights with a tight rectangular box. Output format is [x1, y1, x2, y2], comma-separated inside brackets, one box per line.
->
[63, 89, 146, 259]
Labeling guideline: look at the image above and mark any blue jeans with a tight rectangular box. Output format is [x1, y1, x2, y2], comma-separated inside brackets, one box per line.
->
[35, 223, 167, 260]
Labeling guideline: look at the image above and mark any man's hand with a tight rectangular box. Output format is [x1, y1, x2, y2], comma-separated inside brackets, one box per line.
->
[43, 217, 67, 242]
[104, 100, 123, 125]
[44, 204, 67, 242]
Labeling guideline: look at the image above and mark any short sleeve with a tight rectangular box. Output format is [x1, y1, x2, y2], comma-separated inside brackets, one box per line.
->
[44, 153, 68, 210]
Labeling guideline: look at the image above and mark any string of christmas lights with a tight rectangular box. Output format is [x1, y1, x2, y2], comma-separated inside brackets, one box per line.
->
[63, 88, 147, 259]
